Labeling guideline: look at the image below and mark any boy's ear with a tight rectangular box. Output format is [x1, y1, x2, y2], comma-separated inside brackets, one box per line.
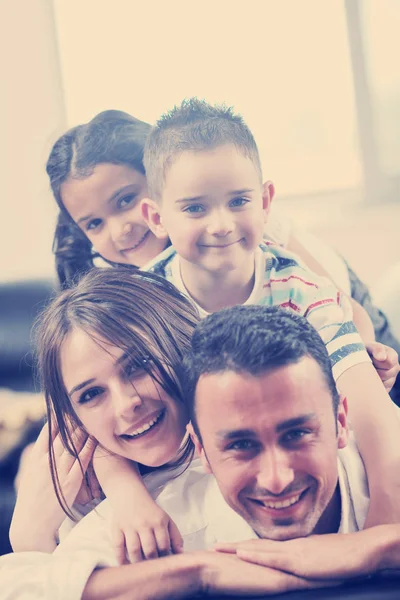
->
[262, 180, 275, 217]
[141, 198, 168, 239]
[187, 422, 212, 474]
[336, 395, 349, 449]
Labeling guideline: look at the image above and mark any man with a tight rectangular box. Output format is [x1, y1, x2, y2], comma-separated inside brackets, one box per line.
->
[1, 306, 399, 599]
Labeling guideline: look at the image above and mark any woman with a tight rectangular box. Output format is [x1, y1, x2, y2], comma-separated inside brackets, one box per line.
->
[10, 268, 198, 561]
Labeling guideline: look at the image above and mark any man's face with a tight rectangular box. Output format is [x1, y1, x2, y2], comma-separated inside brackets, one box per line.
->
[149, 144, 272, 275]
[194, 357, 348, 540]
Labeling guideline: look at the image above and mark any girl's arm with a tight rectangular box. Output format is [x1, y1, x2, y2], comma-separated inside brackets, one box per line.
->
[93, 449, 183, 564]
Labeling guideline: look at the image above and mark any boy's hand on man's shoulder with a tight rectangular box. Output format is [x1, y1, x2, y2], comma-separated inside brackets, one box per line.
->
[365, 341, 399, 392]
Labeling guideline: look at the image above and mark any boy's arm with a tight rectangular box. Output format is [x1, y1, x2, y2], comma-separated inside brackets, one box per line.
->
[93, 450, 183, 564]
[336, 363, 400, 526]
[285, 234, 399, 390]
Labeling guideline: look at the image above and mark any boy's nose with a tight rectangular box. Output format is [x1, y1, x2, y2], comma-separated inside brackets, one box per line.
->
[206, 211, 234, 236]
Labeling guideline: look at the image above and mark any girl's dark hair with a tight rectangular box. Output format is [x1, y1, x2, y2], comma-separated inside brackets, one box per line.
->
[35, 267, 199, 517]
[46, 111, 152, 288]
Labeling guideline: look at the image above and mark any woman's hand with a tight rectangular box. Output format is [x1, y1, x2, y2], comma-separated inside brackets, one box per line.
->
[10, 422, 97, 552]
[111, 501, 184, 565]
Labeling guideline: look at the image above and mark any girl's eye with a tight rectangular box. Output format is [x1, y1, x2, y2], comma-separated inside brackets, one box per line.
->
[86, 218, 102, 232]
[78, 387, 103, 405]
[117, 194, 137, 210]
[230, 197, 249, 208]
[183, 204, 204, 214]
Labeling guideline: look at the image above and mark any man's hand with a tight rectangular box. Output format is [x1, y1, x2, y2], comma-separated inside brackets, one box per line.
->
[200, 551, 335, 596]
[215, 526, 400, 581]
[366, 341, 399, 392]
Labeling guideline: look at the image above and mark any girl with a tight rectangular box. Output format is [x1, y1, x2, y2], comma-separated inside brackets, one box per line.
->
[11, 268, 198, 562]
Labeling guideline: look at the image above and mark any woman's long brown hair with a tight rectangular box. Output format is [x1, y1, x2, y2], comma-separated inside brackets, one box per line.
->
[34, 268, 199, 517]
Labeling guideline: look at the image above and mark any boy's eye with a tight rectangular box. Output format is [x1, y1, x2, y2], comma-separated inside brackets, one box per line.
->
[117, 194, 137, 210]
[183, 204, 205, 214]
[86, 218, 102, 232]
[230, 197, 249, 208]
[78, 387, 103, 405]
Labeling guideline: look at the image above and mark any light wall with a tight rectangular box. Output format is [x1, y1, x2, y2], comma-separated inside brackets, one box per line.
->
[53, 0, 362, 196]
[1, 0, 66, 282]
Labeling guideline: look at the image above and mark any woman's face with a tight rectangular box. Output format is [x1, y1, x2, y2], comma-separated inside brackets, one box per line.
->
[60, 164, 168, 267]
[60, 327, 188, 466]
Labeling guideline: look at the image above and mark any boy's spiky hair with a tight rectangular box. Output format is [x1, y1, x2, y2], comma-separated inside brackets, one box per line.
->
[144, 98, 263, 201]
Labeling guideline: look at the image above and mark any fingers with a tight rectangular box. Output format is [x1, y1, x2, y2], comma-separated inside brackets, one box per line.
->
[168, 519, 184, 555]
[111, 524, 129, 565]
[138, 530, 161, 560]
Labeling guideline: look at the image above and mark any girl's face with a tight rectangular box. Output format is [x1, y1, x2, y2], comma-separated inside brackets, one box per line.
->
[60, 327, 188, 466]
[60, 164, 168, 267]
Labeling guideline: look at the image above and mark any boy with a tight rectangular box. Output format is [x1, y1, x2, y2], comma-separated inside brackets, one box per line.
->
[142, 98, 400, 528]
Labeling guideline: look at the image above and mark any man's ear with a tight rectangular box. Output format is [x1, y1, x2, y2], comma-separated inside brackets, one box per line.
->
[262, 180, 275, 219]
[141, 198, 169, 239]
[187, 422, 212, 474]
[336, 395, 349, 449]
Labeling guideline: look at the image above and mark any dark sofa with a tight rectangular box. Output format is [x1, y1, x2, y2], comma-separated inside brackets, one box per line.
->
[0, 279, 54, 555]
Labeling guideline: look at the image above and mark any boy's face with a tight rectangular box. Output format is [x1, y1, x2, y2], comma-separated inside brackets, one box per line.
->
[144, 144, 272, 274]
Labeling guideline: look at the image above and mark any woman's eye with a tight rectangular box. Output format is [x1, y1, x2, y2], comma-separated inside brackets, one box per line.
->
[230, 197, 249, 208]
[86, 218, 102, 232]
[118, 194, 137, 209]
[78, 387, 103, 405]
[123, 359, 148, 380]
[183, 204, 204, 214]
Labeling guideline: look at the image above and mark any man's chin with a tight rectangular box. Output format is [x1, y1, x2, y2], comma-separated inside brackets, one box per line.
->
[250, 520, 313, 541]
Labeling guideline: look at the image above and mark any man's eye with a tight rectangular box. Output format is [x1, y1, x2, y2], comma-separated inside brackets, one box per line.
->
[183, 205, 204, 214]
[227, 440, 257, 452]
[118, 194, 137, 209]
[283, 430, 310, 444]
[86, 218, 102, 232]
[230, 197, 249, 208]
[78, 387, 103, 405]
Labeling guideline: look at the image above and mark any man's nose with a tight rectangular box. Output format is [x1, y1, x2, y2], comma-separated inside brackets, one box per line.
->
[256, 449, 295, 495]
[112, 380, 142, 421]
[206, 209, 234, 236]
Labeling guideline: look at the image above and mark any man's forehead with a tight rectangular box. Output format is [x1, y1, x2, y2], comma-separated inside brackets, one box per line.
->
[195, 360, 331, 426]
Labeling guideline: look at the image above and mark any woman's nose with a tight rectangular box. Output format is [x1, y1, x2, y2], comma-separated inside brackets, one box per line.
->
[112, 380, 143, 421]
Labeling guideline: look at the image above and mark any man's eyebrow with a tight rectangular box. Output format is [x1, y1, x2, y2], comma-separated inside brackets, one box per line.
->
[216, 428, 257, 441]
[68, 379, 96, 397]
[276, 414, 316, 433]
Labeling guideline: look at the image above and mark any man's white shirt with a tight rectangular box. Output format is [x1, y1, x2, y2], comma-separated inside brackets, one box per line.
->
[0, 431, 370, 600]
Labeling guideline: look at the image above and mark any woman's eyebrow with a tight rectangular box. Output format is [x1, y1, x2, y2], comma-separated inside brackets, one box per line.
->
[68, 378, 96, 397]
